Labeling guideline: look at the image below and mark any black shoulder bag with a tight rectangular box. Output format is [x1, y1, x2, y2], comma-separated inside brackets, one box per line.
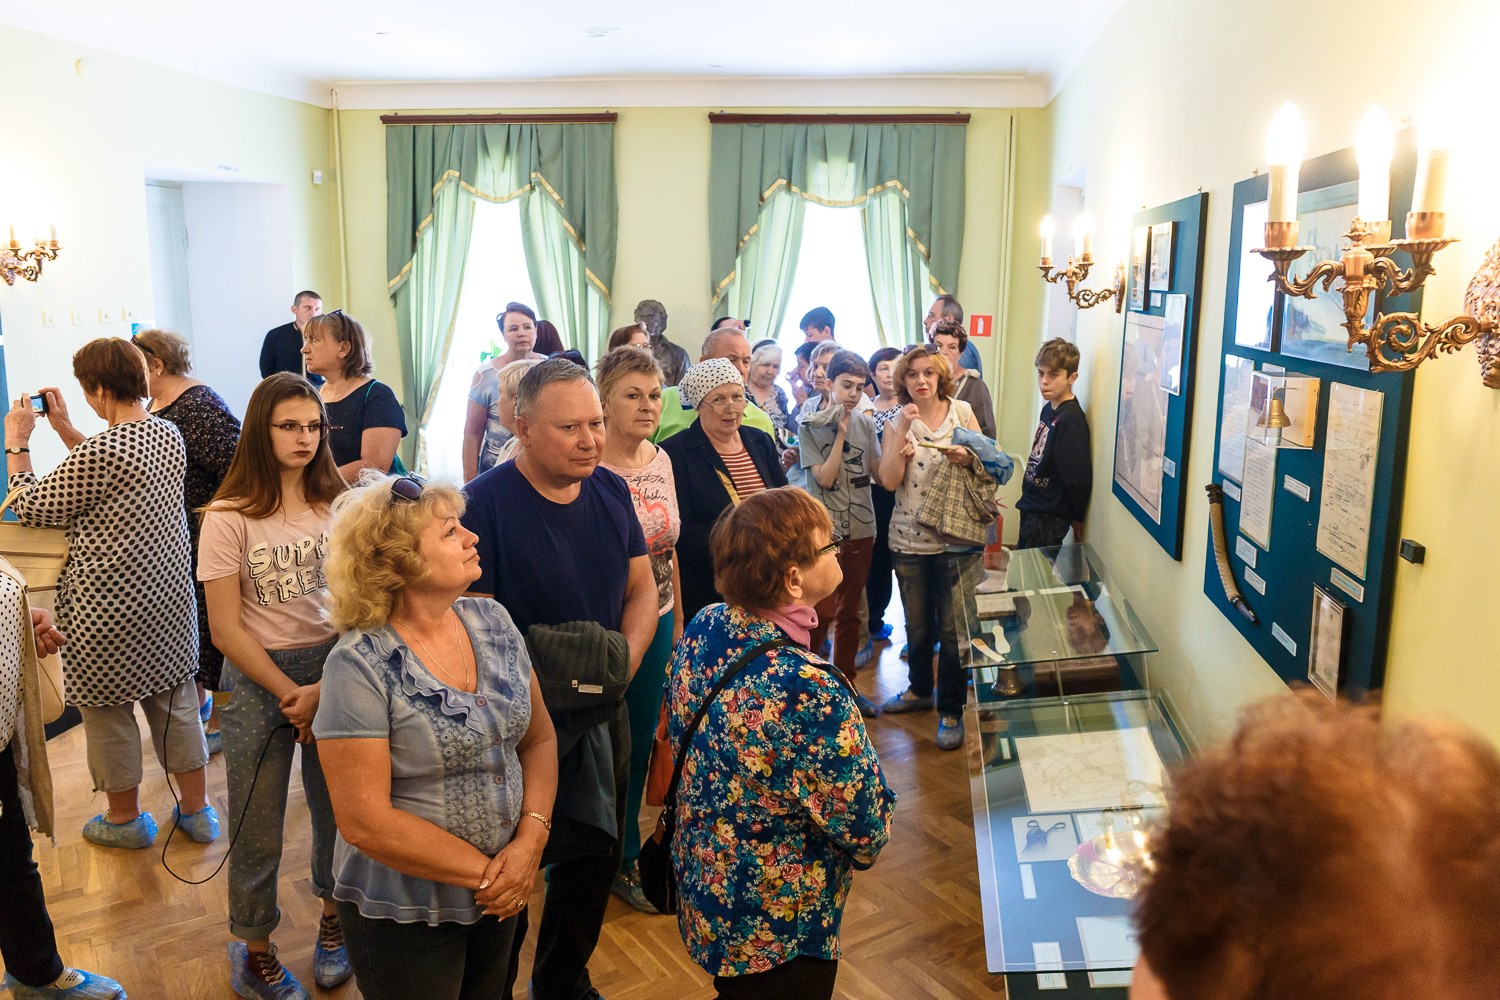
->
[637, 638, 793, 914]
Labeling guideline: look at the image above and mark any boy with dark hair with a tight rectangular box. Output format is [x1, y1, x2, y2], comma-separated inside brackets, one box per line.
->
[929, 320, 996, 439]
[799, 306, 836, 342]
[1017, 338, 1091, 548]
[798, 350, 882, 717]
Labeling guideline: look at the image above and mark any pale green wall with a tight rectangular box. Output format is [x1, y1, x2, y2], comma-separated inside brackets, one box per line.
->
[0, 25, 335, 468]
[1044, 0, 1500, 745]
[335, 106, 1046, 408]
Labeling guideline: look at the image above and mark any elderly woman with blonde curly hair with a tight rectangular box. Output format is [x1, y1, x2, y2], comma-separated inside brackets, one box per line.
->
[314, 473, 558, 1000]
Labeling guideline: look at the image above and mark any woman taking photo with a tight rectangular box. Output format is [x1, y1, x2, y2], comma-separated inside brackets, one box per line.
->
[876, 348, 984, 751]
[464, 303, 548, 481]
[198, 372, 350, 999]
[4, 338, 214, 850]
[660, 358, 787, 619]
[667, 487, 894, 999]
[864, 346, 903, 645]
[595, 347, 682, 912]
[301, 311, 407, 481]
[745, 339, 791, 445]
[136, 327, 242, 752]
[315, 474, 558, 1000]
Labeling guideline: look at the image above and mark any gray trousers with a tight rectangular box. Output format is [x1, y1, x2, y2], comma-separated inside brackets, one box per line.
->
[220, 639, 337, 941]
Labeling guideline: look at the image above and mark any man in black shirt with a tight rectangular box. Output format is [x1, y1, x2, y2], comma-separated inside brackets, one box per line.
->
[1017, 338, 1092, 547]
[258, 290, 323, 385]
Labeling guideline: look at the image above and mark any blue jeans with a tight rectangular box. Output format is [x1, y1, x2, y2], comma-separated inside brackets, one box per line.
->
[220, 639, 338, 940]
[891, 551, 983, 715]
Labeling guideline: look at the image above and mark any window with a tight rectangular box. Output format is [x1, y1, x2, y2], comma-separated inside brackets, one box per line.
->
[774, 205, 884, 361]
[423, 199, 536, 482]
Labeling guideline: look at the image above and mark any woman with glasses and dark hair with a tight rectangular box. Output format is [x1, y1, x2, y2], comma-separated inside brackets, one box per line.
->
[666, 487, 894, 1000]
[134, 328, 242, 751]
[660, 358, 788, 620]
[3, 337, 215, 851]
[197, 372, 351, 1000]
[463, 303, 547, 482]
[315, 473, 558, 1000]
[301, 311, 407, 481]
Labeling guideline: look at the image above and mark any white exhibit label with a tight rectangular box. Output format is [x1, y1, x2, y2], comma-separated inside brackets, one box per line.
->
[1243, 567, 1267, 595]
[1283, 476, 1311, 501]
[1222, 480, 1242, 502]
[1330, 567, 1365, 603]
[1020, 863, 1037, 900]
[1235, 536, 1257, 568]
[1163, 457, 1176, 478]
[1272, 622, 1297, 655]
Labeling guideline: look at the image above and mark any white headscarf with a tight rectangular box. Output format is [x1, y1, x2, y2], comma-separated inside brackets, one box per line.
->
[679, 357, 744, 409]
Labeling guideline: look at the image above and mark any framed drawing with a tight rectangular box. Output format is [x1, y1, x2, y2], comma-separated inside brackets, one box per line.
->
[1129, 226, 1149, 310]
[1111, 192, 1207, 560]
[1148, 221, 1174, 293]
[1279, 180, 1379, 368]
[1307, 585, 1346, 700]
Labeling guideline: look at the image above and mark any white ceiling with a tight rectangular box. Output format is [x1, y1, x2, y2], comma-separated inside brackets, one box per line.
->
[0, 0, 1125, 108]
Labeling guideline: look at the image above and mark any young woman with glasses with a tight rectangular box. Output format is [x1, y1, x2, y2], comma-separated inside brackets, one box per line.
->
[197, 372, 352, 1000]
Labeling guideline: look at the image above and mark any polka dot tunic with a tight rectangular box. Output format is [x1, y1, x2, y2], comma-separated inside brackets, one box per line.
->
[7, 418, 198, 707]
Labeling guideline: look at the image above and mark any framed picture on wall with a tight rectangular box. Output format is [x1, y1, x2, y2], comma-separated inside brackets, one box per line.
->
[1129, 226, 1150, 310]
[1279, 180, 1378, 368]
[1148, 221, 1175, 293]
[1232, 200, 1276, 350]
[1307, 584, 1347, 700]
[1159, 294, 1187, 395]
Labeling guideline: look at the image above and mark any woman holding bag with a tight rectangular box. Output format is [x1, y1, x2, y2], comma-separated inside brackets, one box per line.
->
[659, 487, 894, 1000]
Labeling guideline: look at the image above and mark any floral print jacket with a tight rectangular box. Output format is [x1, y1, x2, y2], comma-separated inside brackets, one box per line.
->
[666, 603, 896, 977]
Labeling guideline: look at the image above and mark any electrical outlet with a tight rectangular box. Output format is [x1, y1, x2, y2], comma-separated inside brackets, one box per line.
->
[70, 309, 86, 326]
[41, 311, 58, 327]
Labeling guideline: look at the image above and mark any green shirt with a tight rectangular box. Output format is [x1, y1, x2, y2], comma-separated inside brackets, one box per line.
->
[651, 385, 777, 443]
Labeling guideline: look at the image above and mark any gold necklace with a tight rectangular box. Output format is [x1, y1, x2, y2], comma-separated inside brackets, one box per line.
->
[394, 611, 472, 691]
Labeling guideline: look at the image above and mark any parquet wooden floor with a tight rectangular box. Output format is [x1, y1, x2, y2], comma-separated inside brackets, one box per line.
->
[11, 610, 1004, 999]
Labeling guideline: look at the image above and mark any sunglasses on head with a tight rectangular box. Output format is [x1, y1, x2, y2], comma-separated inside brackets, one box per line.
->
[130, 335, 156, 358]
[388, 474, 427, 506]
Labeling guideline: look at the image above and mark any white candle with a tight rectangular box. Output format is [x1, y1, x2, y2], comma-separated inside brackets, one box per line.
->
[1040, 215, 1055, 260]
[1266, 102, 1305, 224]
[6, 224, 14, 246]
[48, 224, 57, 244]
[1073, 212, 1094, 259]
[1412, 106, 1453, 215]
[1355, 105, 1393, 222]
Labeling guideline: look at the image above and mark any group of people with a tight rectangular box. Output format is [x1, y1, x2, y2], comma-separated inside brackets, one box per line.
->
[0, 285, 1487, 1000]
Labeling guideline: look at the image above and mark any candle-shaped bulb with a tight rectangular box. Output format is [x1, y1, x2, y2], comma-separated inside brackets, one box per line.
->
[1073, 212, 1094, 259]
[48, 224, 57, 245]
[1266, 102, 1305, 224]
[1040, 215, 1055, 261]
[1412, 101, 1454, 216]
[1356, 105, 1393, 222]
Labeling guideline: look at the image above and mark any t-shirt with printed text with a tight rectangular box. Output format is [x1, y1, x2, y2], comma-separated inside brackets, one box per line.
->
[197, 504, 337, 649]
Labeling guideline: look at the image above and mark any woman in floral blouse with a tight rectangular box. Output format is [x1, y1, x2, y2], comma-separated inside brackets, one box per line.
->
[665, 487, 895, 999]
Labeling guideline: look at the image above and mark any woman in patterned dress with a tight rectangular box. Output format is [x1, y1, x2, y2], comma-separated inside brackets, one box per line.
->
[4, 338, 217, 850]
[665, 487, 895, 1000]
[135, 328, 241, 751]
[315, 473, 558, 1000]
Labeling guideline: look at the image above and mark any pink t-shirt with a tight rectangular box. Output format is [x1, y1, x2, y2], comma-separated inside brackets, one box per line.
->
[197, 504, 336, 650]
[603, 446, 680, 616]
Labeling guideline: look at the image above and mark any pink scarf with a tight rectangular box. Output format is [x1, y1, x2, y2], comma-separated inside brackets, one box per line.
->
[759, 603, 819, 649]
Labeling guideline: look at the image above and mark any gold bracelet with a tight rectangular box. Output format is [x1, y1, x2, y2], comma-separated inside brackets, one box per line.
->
[520, 810, 552, 832]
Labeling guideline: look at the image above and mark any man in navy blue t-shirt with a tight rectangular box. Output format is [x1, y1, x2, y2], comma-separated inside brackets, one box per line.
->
[463, 358, 656, 1000]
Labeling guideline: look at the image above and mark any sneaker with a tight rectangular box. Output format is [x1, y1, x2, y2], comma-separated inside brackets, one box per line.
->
[172, 804, 221, 844]
[610, 860, 659, 914]
[852, 641, 876, 670]
[852, 692, 881, 718]
[879, 688, 933, 714]
[3, 969, 127, 999]
[936, 715, 965, 751]
[199, 696, 213, 724]
[205, 729, 222, 756]
[228, 942, 310, 1000]
[313, 913, 353, 988]
[81, 813, 156, 850]
[872, 623, 893, 641]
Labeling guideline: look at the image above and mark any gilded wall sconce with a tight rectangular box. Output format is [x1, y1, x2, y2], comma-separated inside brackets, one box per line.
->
[2, 225, 62, 286]
[1038, 214, 1125, 313]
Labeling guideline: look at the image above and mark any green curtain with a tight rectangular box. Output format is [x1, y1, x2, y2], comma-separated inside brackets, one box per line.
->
[386, 121, 616, 464]
[862, 189, 934, 346]
[721, 190, 806, 337]
[391, 185, 475, 472]
[709, 122, 967, 312]
[521, 193, 610, 360]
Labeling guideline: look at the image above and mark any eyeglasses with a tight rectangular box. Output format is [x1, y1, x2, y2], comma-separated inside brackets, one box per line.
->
[130, 335, 156, 358]
[271, 421, 326, 435]
[816, 533, 845, 556]
[702, 393, 748, 414]
[389, 474, 427, 505]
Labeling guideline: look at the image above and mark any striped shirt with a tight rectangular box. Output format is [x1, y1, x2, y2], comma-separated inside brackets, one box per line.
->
[721, 448, 767, 501]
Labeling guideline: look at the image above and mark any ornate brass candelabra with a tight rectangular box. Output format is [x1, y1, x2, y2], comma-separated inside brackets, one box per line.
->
[1, 238, 62, 286]
[1253, 214, 1498, 384]
[1039, 254, 1124, 313]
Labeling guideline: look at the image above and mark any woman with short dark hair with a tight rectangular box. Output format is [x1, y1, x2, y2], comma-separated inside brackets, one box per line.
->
[463, 303, 548, 482]
[302, 311, 407, 481]
[4, 337, 216, 850]
[666, 487, 895, 1000]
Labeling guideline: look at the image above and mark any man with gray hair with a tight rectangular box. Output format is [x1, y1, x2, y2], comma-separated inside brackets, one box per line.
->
[651, 325, 776, 443]
[462, 357, 659, 1000]
[633, 299, 689, 387]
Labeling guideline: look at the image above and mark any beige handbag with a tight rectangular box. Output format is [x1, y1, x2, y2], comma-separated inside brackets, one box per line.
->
[0, 488, 68, 722]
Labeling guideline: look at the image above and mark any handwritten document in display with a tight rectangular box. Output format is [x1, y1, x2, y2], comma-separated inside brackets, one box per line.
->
[1238, 437, 1277, 549]
[1317, 382, 1383, 578]
[1216, 356, 1255, 482]
[1015, 728, 1168, 813]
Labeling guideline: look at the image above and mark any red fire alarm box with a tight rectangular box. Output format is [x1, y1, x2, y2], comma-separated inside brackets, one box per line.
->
[970, 314, 994, 338]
